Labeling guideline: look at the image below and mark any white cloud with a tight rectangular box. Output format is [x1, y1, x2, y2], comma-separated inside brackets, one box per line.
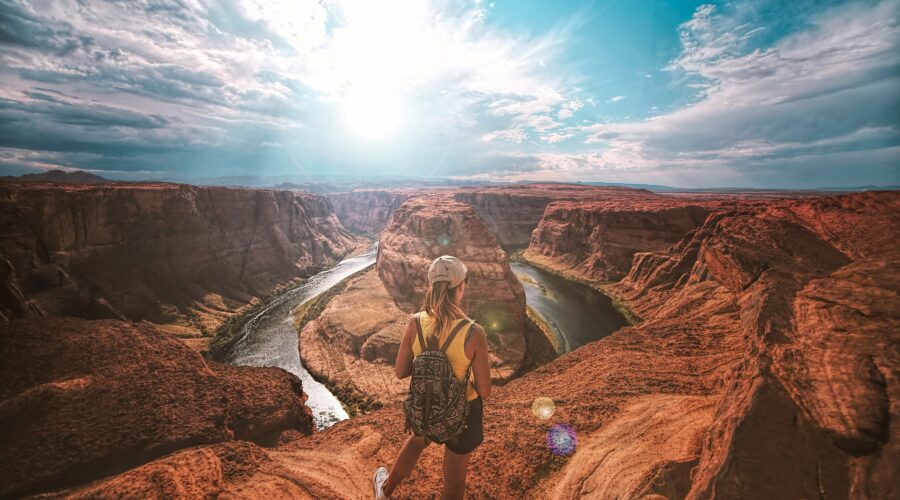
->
[541, 131, 575, 143]
[557, 98, 584, 119]
[607, 95, 626, 103]
[482, 128, 527, 143]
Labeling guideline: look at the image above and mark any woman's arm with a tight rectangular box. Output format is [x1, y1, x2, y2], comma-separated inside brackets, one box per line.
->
[394, 316, 417, 379]
[469, 324, 492, 400]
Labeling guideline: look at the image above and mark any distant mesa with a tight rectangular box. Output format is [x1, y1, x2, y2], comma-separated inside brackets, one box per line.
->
[1, 169, 110, 184]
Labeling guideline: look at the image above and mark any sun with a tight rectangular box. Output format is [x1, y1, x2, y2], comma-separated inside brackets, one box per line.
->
[342, 88, 403, 141]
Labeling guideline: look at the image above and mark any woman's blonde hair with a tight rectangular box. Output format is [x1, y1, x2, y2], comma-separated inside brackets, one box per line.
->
[421, 280, 467, 348]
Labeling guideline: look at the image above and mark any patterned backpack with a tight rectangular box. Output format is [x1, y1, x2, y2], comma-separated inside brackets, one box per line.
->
[403, 315, 474, 443]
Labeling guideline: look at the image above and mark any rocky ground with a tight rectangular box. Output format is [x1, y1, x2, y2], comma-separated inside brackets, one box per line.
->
[0, 317, 314, 498]
[3, 184, 896, 498]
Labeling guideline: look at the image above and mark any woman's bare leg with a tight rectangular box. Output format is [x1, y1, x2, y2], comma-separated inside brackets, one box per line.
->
[441, 447, 471, 500]
[383, 435, 430, 496]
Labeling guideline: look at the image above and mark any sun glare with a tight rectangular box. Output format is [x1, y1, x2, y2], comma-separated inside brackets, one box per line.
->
[323, 0, 441, 141]
[342, 88, 404, 140]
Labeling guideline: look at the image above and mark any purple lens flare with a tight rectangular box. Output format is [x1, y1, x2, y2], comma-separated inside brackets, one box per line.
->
[546, 423, 577, 456]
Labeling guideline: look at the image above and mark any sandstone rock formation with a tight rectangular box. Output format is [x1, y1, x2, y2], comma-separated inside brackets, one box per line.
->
[454, 183, 664, 248]
[376, 194, 529, 382]
[0, 183, 360, 335]
[453, 188, 553, 248]
[300, 269, 409, 409]
[0, 317, 313, 498]
[326, 189, 413, 236]
[604, 191, 900, 498]
[525, 199, 712, 282]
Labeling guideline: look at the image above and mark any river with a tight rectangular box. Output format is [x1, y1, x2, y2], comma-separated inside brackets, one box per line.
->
[511, 261, 628, 353]
[222, 245, 626, 429]
[223, 243, 378, 429]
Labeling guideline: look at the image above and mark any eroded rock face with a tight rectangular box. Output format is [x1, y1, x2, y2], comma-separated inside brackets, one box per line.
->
[44, 441, 275, 499]
[0, 317, 313, 498]
[376, 194, 527, 381]
[300, 269, 409, 408]
[453, 190, 553, 248]
[607, 191, 900, 499]
[0, 183, 360, 333]
[525, 200, 712, 282]
[454, 183, 664, 249]
[326, 189, 413, 236]
[276, 190, 898, 499]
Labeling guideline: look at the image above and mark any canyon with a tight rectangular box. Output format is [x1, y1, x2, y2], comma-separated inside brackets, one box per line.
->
[0, 182, 361, 344]
[0, 181, 896, 498]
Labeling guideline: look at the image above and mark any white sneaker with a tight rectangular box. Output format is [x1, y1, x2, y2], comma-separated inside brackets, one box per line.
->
[373, 466, 389, 499]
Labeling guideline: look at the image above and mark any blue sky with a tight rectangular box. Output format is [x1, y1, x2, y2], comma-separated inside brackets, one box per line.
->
[0, 0, 897, 188]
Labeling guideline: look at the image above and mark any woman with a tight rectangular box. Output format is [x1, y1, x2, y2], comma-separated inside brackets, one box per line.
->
[373, 255, 492, 500]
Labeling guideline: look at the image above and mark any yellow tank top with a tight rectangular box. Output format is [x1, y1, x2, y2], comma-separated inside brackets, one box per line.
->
[412, 312, 478, 401]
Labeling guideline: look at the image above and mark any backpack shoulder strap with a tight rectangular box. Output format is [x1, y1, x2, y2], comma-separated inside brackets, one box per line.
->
[440, 318, 472, 352]
[462, 321, 477, 381]
[463, 322, 477, 348]
[414, 313, 426, 352]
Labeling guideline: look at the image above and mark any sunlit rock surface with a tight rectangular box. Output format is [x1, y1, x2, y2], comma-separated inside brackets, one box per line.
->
[300, 268, 409, 408]
[455, 183, 666, 249]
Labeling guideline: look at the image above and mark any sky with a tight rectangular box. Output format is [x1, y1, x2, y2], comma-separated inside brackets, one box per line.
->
[0, 0, 898, 188]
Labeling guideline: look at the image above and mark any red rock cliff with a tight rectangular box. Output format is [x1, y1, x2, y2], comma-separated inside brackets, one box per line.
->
[525, 198, 713, 282]
[454, 183, 663, 249]
[453, 189, 553, 248]
[0, 183, 360, 332]
[326, 189, 413, 236]
[603, 191, 900, 499]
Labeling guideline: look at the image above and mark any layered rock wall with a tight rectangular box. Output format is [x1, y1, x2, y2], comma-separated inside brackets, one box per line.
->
[31, 190, 899, 499]
[453, 190, 553, 248]
[0, 183, 359, 332]
[525, 200, 711, 282]
[326, 189, 412, 236]
[607, 191, 900, 498]
[454, 184, 664, 249]
[286, 190, 899, 498]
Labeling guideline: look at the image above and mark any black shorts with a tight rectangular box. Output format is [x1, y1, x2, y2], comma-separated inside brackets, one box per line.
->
[433, 397, 484, 455]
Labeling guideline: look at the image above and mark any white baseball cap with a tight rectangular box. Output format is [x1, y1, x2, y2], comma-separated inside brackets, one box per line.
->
[428, 255, 468, 288]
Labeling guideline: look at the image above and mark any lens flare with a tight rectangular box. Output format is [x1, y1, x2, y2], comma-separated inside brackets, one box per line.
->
[437, 233, 451, 246]
[531, 397, 555, 420]
[547, 424, 577, 456]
